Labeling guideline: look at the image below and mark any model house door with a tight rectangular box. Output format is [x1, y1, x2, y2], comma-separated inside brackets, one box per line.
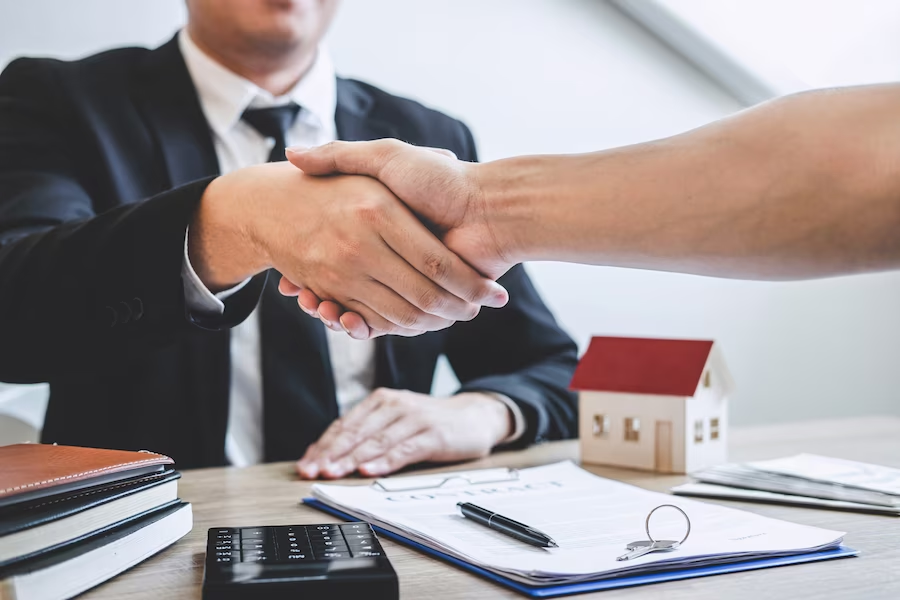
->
[655, 420, 673, 472]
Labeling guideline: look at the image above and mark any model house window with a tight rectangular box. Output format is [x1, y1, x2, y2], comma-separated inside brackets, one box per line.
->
[624, 417, 640, 442]
[710, 417, 720, 440]
[694, 419, 704, 443]
[703, 371, 712, 388]
[592, 414, 610, 437]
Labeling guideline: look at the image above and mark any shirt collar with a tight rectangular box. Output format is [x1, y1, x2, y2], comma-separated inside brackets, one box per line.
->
[178, 29, 337, 137]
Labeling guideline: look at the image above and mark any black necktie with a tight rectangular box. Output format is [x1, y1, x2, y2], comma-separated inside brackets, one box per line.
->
[241, 103, 302, 163]
[241, 103, 339, 462]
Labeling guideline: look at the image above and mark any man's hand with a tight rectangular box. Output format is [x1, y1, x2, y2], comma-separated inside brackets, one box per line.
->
[189, 161, 508, 336]
[295, 389, 514, 479]
[284, 140, 516, 337]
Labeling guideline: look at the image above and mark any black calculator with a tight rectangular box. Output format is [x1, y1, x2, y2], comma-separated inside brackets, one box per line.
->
[202, 523, 398, 599]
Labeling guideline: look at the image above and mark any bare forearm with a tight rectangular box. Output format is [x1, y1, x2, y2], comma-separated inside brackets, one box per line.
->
[479, 84, 900, 280]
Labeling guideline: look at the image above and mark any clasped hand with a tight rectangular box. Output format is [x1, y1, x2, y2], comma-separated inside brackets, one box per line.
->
[191, 158, 508, 336]
[280, 139, 516, 339]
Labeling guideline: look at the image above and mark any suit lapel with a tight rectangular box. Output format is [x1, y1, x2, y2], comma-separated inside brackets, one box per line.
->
[133, 36, 220, 187]
[335, 78, 399, 142]
[132, 36, 225, 465]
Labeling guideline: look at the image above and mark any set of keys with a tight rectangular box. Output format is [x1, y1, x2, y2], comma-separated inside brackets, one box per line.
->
[616, 504, 692, 561]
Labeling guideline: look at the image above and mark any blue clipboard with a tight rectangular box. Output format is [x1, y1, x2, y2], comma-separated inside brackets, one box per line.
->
[303, 498, 858, 597]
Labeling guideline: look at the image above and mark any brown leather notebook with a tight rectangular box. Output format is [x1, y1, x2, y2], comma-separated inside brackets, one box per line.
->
[0, 444, 173, 509]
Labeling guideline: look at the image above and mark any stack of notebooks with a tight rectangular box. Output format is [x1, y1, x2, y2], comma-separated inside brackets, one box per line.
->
[304, 461, 856, 596]
[0, 444, 193, 600]
[672, 453, 900, 516]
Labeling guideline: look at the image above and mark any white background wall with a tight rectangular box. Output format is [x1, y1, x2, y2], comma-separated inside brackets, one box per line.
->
[659, 0, 900, 90]
[1, 0, 898, 443]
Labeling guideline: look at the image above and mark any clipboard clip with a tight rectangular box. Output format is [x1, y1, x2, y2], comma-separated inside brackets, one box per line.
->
[371, 468, 520, 492]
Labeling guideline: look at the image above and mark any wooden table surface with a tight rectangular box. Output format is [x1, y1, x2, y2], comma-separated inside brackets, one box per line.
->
[84, 416, 900, 599]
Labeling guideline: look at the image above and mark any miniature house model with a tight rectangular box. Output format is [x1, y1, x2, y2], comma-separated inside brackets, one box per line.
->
[570, 336, 734, 474]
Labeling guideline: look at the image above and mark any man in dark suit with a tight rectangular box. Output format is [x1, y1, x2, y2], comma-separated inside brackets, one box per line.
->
[0, 0, 578, 477]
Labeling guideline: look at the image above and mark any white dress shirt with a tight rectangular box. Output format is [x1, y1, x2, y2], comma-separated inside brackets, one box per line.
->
[177, 30, 523, 467]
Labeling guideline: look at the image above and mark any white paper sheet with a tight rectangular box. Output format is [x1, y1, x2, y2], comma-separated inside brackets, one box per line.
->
[312, 461, 845, 584]
[747, 454, 900, 496]
[671, 481, 900, 516]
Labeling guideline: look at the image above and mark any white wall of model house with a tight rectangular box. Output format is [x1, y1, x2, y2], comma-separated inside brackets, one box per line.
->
[579, 354, 730, 474]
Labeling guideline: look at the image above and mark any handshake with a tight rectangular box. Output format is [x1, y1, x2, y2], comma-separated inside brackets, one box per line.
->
[191, 83, 900, 333]
[190, 139, 516, 339]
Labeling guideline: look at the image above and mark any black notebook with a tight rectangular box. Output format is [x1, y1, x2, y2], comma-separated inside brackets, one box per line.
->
[0, 501, 192, 600]
[0, 470, 180, 567]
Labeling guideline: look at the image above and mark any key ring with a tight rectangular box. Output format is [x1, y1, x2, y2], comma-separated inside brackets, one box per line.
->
[645, 504, 691, 546]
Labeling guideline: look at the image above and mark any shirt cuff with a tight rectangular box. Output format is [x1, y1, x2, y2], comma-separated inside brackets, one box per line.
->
[181, 226, 252, 315]
[478, 391, 526, 444]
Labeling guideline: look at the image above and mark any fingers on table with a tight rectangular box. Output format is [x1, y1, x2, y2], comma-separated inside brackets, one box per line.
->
[346, 417, 425, 475]
[296, 391, 440, 479]
[357, 432, 439, 477]
[297, 392, 398, 478]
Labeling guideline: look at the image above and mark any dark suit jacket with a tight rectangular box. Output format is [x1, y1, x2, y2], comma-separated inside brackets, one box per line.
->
[0, 37, 578, 468]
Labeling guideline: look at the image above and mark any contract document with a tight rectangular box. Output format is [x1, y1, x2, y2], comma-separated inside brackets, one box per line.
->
[310, 461, 846, 585]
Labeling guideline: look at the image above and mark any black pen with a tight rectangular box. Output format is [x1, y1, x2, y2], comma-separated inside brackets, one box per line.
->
[456, 502, 558, 548]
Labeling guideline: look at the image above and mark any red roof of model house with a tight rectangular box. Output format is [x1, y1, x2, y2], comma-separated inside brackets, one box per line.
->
[570, 336, 716, 397]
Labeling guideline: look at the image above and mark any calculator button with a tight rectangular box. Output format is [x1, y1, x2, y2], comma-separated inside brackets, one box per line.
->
[348, 538, 376, 546]
[344, 533, 372, 540]
[240, 554, 270, 562]
[313, 544, 348, 552]
[215, 550, 241, 558]
[312, 525, 340, 533]
[313, 544, 349, 553]
[317, 551, 349, 559]
[351, 550, 383, 557]
[240, 528, 268, 539]
[290, 542, 310, 550]
[240, 542, 266, 550]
